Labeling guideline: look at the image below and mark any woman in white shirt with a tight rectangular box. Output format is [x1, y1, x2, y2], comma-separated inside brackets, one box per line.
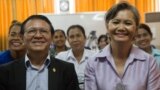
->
[56, 24, 95, 90]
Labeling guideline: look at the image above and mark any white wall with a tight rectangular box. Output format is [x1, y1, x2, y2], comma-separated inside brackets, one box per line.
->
[40, 12, 107, 38]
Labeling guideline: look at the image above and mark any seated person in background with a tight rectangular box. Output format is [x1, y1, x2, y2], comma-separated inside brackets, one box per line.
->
[135, 23, 160, 68]
[50, 29, 69, 57]
[97, 34, 109, 50]
[0, 20, 26, 65]
[56, 24, 95, 90]
[0, 15, 79, 90]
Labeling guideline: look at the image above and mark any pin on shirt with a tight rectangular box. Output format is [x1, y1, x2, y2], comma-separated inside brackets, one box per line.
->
[116, 83, 125, 90]
[53, 68, 56, 72]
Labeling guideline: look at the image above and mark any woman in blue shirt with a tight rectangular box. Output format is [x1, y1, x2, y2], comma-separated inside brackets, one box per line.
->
[135, 23, 160, 68]
[0, 21, 26, 65]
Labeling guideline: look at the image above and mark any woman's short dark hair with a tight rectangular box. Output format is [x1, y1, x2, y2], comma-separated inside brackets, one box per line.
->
[54, 29, 66, 38]
[67, 24, 86, 38]
[9, 21, 22, 34]
[98, 34, 108, 44]
[138, 23, 153, 38]
[105, 2, 140, 27]
[20, 15, 54, 35]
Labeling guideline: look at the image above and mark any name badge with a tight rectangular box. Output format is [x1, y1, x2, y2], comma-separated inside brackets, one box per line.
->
[116, 83, 125, 90]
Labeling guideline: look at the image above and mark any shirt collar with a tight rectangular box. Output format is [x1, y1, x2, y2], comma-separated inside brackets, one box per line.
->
[25, 53, 51, 68]
[96, 44, 146, 62]
[66, 49, 89, 61]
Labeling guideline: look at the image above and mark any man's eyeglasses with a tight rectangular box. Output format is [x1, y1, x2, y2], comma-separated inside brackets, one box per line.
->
[25, 28, 50, 36]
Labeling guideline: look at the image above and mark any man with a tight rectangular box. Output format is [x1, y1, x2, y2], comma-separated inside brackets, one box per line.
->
[0, 15, 79, 90]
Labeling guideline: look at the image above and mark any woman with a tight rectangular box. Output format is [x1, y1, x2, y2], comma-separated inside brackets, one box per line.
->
[85, 2, 160, 90]
[0, 21, 26, 65]
[97, 34, 108, 50]
[56, 24, 95, 90]
[50, 29, 68, 57]
[135, 23, 160, 68]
